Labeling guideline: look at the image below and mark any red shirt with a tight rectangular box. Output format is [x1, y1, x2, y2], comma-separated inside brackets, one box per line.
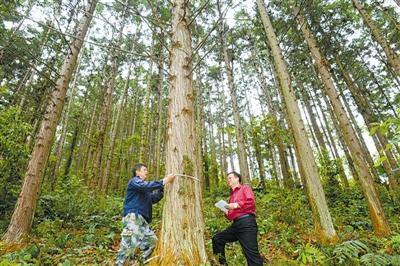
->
[226, 184, 256, 221]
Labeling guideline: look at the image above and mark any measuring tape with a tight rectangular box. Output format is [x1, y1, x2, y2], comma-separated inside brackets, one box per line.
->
[173, 173, 200, 182]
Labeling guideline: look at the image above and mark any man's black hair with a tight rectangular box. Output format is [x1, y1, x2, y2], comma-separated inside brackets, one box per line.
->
[133, 163, 147, 176]
[227, 171, 242, 183]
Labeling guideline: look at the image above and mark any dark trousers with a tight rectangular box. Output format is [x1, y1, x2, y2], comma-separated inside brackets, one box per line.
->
[212, 215, 263, 266]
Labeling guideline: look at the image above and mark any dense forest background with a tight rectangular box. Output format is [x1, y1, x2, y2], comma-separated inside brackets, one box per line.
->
[1, 0, 400, 265]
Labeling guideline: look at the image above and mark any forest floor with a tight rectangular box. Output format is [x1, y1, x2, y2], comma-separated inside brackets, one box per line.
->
[1, 179, 400, 265]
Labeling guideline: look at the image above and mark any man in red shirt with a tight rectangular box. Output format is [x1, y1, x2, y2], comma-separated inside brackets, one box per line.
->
[212, 171, 263, 266]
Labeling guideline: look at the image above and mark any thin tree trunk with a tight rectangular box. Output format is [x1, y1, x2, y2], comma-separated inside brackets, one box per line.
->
[2, 0, 97, 243]
[63, 122, 79, 178]
[89, 60, 116, 188]
[336, 57, 399, 191]
[49, 58, 81, 190]
[352, 0, 400, 75]
[269, 144, 280, 185]
[337, 82, 382, 183]
[317, 89, 360, 182]
[217, 3, 250, 183]
[139, 53, 154, 163]
[194, 71, 206, 191]
[154, 56, 165, 180]
[82, 102, 97, 181]
[257, 0, 338, 244]
[217, 88, 228, 183]
[301, 100, 321, 155]
[101, 65, 131, 192]
[298, 82, 327, 153]
[255, 58, 294, 188]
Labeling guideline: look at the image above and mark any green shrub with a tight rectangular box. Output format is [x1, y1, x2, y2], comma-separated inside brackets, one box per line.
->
[391, 234, 400, 254]
[0, 106, 31, 227]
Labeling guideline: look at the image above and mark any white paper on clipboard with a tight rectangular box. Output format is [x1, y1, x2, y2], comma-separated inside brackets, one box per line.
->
[215, 200, 228, 214]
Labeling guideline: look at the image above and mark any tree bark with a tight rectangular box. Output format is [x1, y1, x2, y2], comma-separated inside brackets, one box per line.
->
[49, 58, 81, 190]
[2, 0, 97, 244]
[152, 0, 207, 264]
[257, 0, 338, 244]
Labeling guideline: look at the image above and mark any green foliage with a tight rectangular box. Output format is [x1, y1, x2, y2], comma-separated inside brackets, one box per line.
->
[1, 176, 122, 264]
[1, 178, 399, 265]
[295, 243, 326, 266]
[1, 244, 40, 265]
[333, 240, 369, 265]
[370, 111, 400, 167]
[390, 234, 400, 254]
[360, 252, 392, 266]
[0, 106, 31, 230]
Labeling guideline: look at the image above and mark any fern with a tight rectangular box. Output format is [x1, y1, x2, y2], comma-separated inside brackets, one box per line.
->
[360, 253, 391, 266]
[391, 255, 400, 266]
[295, 243, 326, 266]
[333, 240, 369, 264]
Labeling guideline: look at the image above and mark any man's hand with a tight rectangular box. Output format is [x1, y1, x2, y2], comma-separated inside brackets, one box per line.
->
[227, 203, 239, 210]
[163, 174, 176, 185]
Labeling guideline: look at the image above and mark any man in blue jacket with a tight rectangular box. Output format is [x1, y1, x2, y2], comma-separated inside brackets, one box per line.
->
[115, 163, 175, 265]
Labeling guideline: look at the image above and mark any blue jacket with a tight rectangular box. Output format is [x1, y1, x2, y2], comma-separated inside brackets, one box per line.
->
[122, 176, 164, 223]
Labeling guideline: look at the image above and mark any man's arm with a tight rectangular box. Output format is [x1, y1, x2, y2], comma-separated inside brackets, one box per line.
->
[128, 174, 176, 192]
[151, 188, 164, 204]
[227, 186, 255, 210]
[128, 177, 164, 192]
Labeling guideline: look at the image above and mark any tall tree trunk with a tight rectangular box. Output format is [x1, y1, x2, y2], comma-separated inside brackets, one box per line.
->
[298, 81, 327, 153]
[316, 89, 360, 182]
[208, 117, 218, 187]
[217, 89, 228, 183]
[139, 53, 154, 163]
[257, 0, 338, 244]
[296, 9, 391, 236]
[218, 126, 227, 184]
[152, 0, 207, 264]
[254, 57, 294, 188]
[217, 3, 250, 183]
[334, 77, 383, 183]
[154, 56, 165, 180]
[352, 0, 400, 75]
[2, 0, 97, 244]
[336, 57, 399, 191]
[227, 128, 235, 171]
[89, 57, 116, 188]
[81, 102, 97, 181]
[194, 71, 206, 191]
[301, 101, 321, 155]
[49, 59, 81, 190]
[90, 9, 128, 188]
[101, 65, 131, 192]
[63, 122, 79, 178]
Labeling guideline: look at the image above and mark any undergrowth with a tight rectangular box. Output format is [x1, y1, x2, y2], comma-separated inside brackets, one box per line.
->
[1, 178, 399, 265]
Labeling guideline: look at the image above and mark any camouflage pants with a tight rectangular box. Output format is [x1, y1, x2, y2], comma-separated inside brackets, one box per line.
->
[115, 213, 157, 266]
